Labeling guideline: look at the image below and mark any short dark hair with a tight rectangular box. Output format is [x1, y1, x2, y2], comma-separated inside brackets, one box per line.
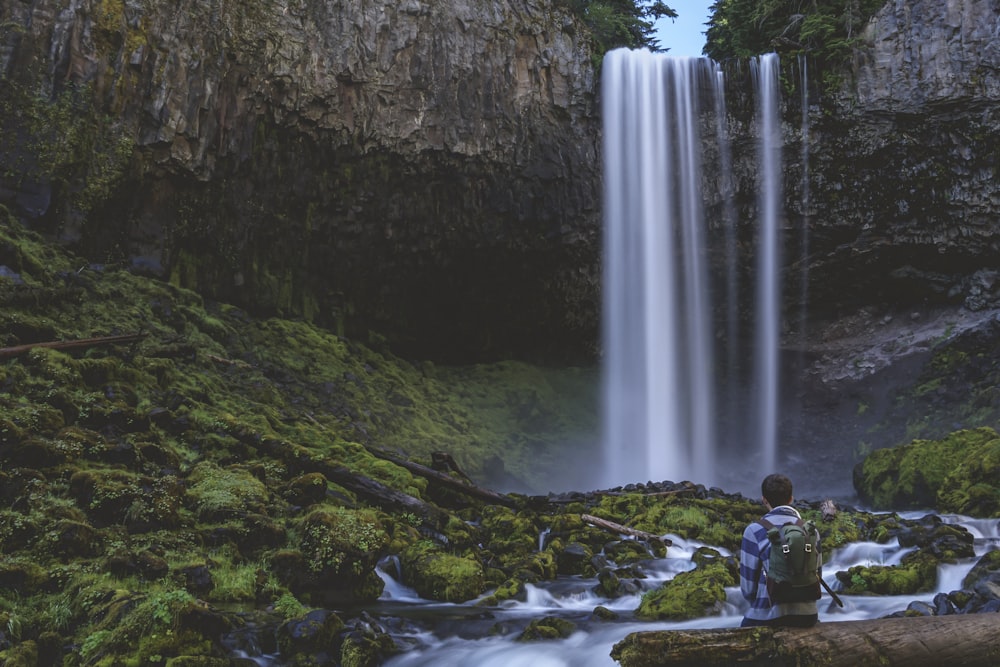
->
[762, 473, 793, 507]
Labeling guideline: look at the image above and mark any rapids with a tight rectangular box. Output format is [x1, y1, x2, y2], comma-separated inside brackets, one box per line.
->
[233, 512, 999, 666]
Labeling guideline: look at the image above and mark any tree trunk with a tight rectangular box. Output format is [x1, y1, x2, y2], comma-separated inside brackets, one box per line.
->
[611, 614, 1000, 667]
[0, 332, 147, 359]
[323, 466, 451, 528]
[364, 446, 518, 508]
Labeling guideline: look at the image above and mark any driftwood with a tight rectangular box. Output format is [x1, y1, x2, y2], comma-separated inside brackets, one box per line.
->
[364, 446, 518, 508]
[610, 614, 1000, 667]
[582, 514, 672, 546]
[0, 332, 147, 359]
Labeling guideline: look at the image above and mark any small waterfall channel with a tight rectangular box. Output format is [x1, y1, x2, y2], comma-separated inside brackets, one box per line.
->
[230, 513, 1000, 666]
[600, 49, 784, 493]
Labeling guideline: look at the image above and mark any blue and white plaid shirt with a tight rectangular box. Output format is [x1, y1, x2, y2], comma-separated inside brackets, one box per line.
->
[739, 505, 822, 622]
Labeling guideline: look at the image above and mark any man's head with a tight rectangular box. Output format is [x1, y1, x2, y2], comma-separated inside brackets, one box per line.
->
[761, 473, 793, 508]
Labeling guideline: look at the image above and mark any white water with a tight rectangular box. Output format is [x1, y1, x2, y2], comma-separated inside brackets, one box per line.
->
[752, 53, 782, 477]
[600, 49, 783, 492]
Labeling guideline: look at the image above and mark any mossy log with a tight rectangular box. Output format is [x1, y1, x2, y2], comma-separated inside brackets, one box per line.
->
[0, 332, 147, 359]
[610, 614, 1000, 667]
[323, 466, 451, 528]
[364, 446, 518, 508]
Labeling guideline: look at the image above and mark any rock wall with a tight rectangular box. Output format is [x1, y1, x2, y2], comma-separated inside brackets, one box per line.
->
[784, 0, 1000, 326]
[3, 0, 1000, 366]
[0, 0, 600, 362]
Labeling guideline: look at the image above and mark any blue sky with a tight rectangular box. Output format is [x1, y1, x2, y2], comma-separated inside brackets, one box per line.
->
[654, 1, 713, 56]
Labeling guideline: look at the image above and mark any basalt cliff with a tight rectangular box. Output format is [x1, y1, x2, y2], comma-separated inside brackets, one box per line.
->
[1, 0, 600, 362]
[2, 0, 1000, 370]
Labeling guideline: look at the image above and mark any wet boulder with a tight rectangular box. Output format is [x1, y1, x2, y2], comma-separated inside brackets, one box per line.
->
[399, 542, 487, 603]
[275, 609, 345, 665]
[634, 559, 735, 621]
[853, 427, 1000, 516]
[962, 548, 1000, 604]
[517, 615, 577, 641]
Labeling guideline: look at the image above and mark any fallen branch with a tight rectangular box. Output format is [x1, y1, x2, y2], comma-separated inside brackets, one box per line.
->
[0, 332, 147, 360]
[582, 514, 672, 546]
[364, 446, 518, 508]
[610, 613, 1000, 667]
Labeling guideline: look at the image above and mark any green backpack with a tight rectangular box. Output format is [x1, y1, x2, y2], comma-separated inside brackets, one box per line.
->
[759, 517, 822, 604]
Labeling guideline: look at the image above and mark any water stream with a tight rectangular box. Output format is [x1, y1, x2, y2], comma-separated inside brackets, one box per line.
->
[233, 512, 997, 667]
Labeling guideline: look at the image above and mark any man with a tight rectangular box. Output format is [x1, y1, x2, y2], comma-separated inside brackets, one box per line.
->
[739, 473, 820, 627]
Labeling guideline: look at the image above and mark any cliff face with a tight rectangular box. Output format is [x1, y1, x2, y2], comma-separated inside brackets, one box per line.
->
[789, 0, 1000, 323]
[3, 0, 1000, 367]
[0, 0, 600, 362]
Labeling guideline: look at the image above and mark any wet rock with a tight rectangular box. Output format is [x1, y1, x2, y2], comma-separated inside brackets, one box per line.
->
[283, 472, 329, 506]
[962, 549, 1000, 602]
[275, 609, 345, 665]
[518, 615, 577, 641]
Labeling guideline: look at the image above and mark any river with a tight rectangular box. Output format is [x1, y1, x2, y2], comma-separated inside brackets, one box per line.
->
[233, 511, 998, 666]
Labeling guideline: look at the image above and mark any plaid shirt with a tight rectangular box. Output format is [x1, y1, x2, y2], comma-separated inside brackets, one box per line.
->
[739, 505, 822, 621]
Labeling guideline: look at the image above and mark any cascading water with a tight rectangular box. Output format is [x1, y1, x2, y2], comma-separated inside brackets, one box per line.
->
[752, 53, 782, 479]
[600, 49, 782, 492]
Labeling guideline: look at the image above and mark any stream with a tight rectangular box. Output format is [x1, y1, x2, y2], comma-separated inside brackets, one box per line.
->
[233, 511, 1000, 666]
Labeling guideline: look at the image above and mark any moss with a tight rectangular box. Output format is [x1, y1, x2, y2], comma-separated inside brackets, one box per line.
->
[399, 541, 486, 603]
[517, 615, 577, 641]
[855, 427, 1000, 514]
[635, 560, 736, 620]
[295, 505, 388, 577]
[836, 551, 938, 595]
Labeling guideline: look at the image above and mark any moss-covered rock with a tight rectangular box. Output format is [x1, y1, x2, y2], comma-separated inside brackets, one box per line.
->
[399, 541, 486, 603]
[853, 427, 1000, 515]
[635, 557, 736, 621]
[517, 615, 577, 641]
[835, 550, 939, 595]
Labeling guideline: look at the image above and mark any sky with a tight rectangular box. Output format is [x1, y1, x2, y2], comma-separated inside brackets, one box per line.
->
[654, 1, 713, 56]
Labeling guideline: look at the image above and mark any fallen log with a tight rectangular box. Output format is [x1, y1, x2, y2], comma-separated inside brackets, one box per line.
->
[582, 514, 672, 546]
[0, 332, 147, 359]
[323, 466, 451, 529]
[364, 446, 518, 508]
[610, 613, 1000, 667]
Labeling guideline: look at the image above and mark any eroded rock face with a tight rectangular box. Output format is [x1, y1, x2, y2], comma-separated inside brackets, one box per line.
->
[1, 0, 600, 362]
[785, 0, 1000, 328]
[3, 0, 1000, 366]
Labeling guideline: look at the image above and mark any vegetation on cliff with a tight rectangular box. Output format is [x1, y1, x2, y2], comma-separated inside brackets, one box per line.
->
[559, 0, 677, 56]
[704, 0, 885, 66]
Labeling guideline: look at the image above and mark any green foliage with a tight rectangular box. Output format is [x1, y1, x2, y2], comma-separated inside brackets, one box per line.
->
[558, 0, 677, 59]
[0, 81, 133, 214]
[704, 0, 885, 67]
[272, 593, 306, 619]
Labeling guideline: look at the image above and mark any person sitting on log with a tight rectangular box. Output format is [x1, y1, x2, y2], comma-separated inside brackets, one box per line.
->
[739, 473, 822, 628]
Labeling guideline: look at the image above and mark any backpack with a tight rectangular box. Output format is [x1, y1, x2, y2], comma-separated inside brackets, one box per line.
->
[758, 517, 822, 604]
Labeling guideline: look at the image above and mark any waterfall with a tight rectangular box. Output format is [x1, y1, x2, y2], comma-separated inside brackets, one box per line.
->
[798, 54, 812, 346]
[600, 49, 783, 491]
[752, 54, 782, 478]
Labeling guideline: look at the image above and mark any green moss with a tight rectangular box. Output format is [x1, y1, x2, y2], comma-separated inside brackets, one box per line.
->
[185, 462, 269, 521]
[855, 427, 1000, 515]
[836, 552, 938, 595]
[399, 541, 486, 603]
[635, 560, 735, 620]
[518, 616, 577, 641]
[295, 506, 388, 577]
